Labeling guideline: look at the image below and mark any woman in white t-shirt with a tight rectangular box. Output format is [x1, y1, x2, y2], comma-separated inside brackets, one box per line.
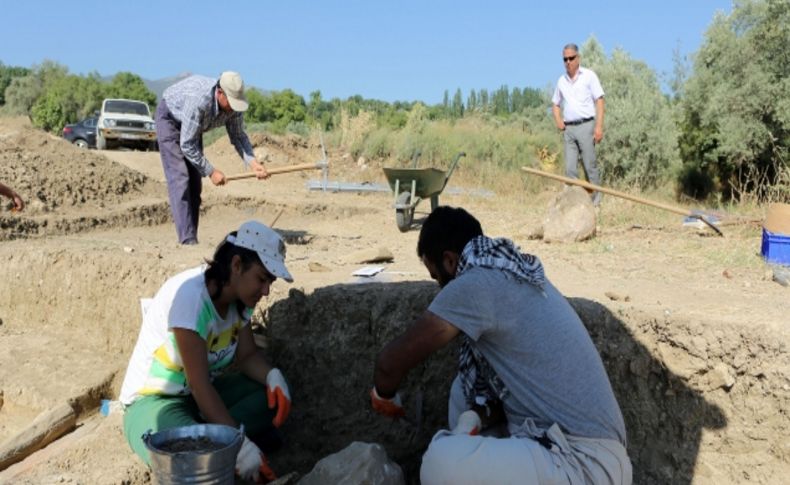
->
[119, 220, 293, 483]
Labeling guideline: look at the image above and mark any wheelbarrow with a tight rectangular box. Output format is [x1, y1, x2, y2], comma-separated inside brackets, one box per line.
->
[382, 152, 466, 232]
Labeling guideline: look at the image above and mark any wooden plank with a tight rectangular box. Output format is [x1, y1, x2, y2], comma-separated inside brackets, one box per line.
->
[0, 403, 77, 471]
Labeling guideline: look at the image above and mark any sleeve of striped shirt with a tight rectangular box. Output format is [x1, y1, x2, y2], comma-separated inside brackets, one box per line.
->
[179, 105, 214, 177]
[226, 114, 255, 167]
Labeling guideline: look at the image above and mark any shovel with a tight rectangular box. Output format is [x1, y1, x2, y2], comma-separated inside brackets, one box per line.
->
[225, 160, 328, 182]
[521, 167, 724, 236]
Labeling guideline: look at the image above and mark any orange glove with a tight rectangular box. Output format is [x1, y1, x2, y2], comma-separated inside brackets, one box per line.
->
[370, 387, 405, 418]
[258, 454, 277, 483]
[266, 368, 291, 428]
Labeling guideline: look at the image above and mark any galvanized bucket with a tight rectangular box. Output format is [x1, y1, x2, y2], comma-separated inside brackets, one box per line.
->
[143, 424, 243, 485]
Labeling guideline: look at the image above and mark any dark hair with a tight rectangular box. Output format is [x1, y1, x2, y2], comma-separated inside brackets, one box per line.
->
[204, 231, 263, 315]
[417, 206, 483, 267]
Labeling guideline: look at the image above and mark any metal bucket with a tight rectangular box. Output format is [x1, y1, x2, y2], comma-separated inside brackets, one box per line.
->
[142, 424, 243, 485]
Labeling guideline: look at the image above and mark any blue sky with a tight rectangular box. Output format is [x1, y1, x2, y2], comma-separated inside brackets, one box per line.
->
[1, 1, 732, 103]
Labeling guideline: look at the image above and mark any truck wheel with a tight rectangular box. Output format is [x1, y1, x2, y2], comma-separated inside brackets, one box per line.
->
[97, 132, 106, 150]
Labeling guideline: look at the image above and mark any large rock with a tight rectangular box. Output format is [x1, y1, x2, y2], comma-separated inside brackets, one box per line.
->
[542, 186, 596, 242]
[298, 442, 404, 485]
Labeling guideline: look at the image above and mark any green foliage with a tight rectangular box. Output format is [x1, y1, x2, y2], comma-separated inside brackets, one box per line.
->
[2, 73, 43, 115]
[580, 37, 680, 189]
[0, 62, 30, 105]
[2, 61, 156, 132]
[679, 0, 790, 201]
[245, 88, 306, 132]
[105, 72, 157, 110]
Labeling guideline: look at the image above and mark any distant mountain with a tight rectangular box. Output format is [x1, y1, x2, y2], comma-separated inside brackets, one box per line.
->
[102, 72, 269, 100]
[99, 72, 192, 100]
[144, 72, 192, 100]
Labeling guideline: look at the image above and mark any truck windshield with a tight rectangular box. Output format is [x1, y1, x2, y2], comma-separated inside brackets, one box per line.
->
[104, 100, 150, 116]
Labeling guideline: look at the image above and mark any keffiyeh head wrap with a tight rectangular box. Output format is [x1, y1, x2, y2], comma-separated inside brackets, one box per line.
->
[456, 235, 546, 408]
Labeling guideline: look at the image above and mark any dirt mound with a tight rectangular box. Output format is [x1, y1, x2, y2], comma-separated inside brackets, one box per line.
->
[0, 118, 165, 240]
[0, 118, 152, 213]
[264, 283, 449, 482]
[205, 131, 313, 168]
[264, 285, 790, 485]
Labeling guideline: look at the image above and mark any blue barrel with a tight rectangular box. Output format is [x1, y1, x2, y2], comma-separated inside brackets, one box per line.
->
[143, 424, 243, 485]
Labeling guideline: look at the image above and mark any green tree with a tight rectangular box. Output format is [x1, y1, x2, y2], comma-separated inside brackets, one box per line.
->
[678, 0, 790, 201]
[580, 37, 680, 188]
[492, 85, 509, 115]
[468, 89, 477, 113]
[479, 89, 489, 112]
[3, 74, 42, 115]
[452, 88, 464, 118]
[0, 62, 30, 106]
[105, 72, 157, 111]
[307, 90, 335, 130]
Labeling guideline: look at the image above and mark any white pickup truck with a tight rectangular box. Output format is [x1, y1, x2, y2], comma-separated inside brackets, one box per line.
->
[96, 98, 157, 151]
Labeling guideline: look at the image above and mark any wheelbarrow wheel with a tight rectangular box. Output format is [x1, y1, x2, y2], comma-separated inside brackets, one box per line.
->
[395, 191, 414, 232]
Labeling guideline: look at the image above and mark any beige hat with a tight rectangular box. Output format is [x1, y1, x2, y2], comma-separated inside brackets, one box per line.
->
[219, 71, 249, 112]
[229, 221, 293, 282]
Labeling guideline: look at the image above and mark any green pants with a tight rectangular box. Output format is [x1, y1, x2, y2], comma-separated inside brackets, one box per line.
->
[123, 373, 276, 465]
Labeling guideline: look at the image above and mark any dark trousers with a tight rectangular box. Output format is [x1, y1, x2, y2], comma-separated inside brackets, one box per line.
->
[156, 100, 202, 244]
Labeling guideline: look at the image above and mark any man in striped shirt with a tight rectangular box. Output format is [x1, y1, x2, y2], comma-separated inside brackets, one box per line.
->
[156, 71, 268, 245]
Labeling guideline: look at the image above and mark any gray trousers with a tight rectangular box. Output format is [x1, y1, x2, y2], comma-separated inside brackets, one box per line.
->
[563, 120, 600, 187]
[156, 100, 202, 244]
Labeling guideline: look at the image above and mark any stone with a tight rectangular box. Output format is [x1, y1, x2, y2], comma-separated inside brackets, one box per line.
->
[308, 261, 331, 272]
[541, 186, 597, 243]
[705, 363, 736, 391]
[298, 442, 404, 485]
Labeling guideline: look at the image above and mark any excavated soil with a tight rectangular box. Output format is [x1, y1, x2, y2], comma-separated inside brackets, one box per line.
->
[0, 116, 788, 484]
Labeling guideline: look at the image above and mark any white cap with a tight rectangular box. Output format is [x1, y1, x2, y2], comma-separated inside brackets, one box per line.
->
[230, 221, 293, 282]
[219, 71, 249, 112]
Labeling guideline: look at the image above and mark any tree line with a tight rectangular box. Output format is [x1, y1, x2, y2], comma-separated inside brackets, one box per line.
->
[1, 0, 787, 202]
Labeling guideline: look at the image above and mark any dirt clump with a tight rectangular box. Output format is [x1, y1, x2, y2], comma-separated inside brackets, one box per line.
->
[0, 117, 164, 241]
[157, 436, 225, 453]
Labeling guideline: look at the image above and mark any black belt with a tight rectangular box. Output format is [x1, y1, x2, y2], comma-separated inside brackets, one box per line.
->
[564, 117, 594, 126]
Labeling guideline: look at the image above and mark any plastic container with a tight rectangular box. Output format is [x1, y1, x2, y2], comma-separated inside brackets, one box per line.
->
[761, 228, 790, 265]
[142, 423, 243, 485]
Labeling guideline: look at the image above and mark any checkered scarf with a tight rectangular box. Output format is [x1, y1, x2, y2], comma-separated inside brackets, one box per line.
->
[456, 235, 546, 408]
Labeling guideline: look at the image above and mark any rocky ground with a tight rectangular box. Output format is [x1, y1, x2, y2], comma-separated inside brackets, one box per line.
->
[0, 116, 788, 484]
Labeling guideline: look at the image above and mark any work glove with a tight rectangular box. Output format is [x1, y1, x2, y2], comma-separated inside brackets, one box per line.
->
[369, 386, 405, 418]
[236, 436, 277, 483]
[451, 410, 481, 435]
[266, 368, 291, 428]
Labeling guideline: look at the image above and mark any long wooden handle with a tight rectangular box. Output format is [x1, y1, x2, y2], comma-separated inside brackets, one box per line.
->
[226, 162, 323, 182]
[521, 166, 725, 236]
[521, 166, 691, 216]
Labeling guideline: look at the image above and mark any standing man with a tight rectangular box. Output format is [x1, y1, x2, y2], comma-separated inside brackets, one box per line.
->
[370, 206, 631, 484]
[157, 71, 269, 245]
[552, 43, 606, 206]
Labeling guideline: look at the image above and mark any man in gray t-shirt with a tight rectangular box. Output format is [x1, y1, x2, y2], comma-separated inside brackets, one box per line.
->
[370, 206, 631, 485]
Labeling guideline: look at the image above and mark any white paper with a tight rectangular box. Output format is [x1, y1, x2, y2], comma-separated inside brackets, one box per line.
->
[352, 266, 385, 277]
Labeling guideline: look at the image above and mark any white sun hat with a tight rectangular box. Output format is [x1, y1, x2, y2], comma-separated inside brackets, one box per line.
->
[219, 71, 249, 112]
[230, 220, 293, 282]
